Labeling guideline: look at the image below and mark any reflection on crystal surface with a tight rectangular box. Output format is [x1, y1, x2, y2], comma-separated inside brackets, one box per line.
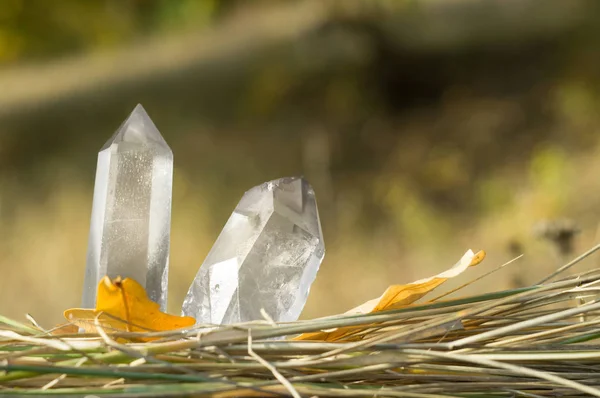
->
[182, 177, 325, 324]
[82, 104, 172, 310]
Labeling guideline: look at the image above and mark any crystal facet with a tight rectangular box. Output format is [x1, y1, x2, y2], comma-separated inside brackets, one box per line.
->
[182, 177, 325, 324]
[82, 104, 173, 310]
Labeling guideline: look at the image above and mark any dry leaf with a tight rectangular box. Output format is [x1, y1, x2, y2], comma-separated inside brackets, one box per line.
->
[50, 323, 80, 335]
[295, 249, 485, 341]
[64, 276, 195, 338]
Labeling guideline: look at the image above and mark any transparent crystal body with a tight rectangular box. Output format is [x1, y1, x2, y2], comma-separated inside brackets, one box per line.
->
[82, 104, 173, 310]
[182, 177, 325, 324]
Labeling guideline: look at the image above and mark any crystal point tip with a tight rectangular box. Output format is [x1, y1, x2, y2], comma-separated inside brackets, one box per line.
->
[101, 104, 168, 150]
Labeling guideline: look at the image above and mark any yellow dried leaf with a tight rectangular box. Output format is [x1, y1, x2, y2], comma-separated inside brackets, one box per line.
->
[63, 276, 195, 340]
[295, 249, 485, 341]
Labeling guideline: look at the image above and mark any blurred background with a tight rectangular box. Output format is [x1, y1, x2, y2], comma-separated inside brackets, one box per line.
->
[2, 0, 600, 327]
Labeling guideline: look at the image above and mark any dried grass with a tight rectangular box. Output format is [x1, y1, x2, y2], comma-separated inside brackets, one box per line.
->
[3, 246, 600, 396]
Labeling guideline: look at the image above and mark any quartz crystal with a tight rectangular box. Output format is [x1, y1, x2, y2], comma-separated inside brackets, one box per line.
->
[182, 177, 325, 324]
[82, 104, 173, 310]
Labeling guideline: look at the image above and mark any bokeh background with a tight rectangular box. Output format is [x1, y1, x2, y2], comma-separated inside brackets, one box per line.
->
[2, 0, 600, 327]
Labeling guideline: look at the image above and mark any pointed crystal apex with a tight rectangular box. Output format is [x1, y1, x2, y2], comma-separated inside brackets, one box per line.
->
[82, 104, 173, 310]
[101, 104, 169, 151]
[182, 176, 325, 324]
[272, 177, 322, 239]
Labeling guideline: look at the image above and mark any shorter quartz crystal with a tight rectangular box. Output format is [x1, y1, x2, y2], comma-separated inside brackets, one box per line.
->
[182, 177, 325, 324]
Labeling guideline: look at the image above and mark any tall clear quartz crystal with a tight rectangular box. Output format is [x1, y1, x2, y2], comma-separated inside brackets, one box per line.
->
[82, 104, 173, 310]
[182, 177, 325, 324]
